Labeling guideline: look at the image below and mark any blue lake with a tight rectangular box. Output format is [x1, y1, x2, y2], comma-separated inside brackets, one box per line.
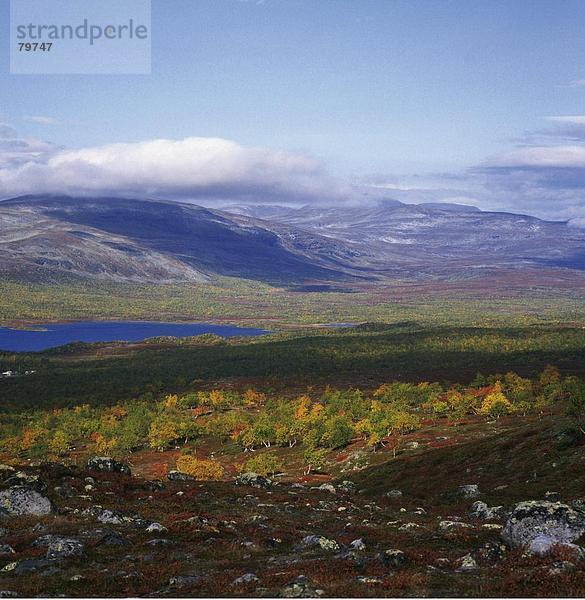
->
[0, 321, 270, 352]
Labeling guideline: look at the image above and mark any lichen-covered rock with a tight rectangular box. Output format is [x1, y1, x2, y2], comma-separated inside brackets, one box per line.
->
[235, 472, 272, 489]
[1, 558, 58, 575]
[470, 501, 505, 520]
[316, 483, 336, 494]
[300, 535, 340, 552]
[0, 487, 52, 516]
[280, 575, 324, 598]
[477, 540, 508, 562]
[87, 456, 131, 476]
[439, 520, 473, 532]
[46, 537, 84, 560]
[80, 505, 134, 525]
[455, 554, 478, 572]
[458, 484, 481, 499]
[501, 501, 585, 550]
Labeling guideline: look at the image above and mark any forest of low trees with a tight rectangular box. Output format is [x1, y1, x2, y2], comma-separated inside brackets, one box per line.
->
[1, 366, 583, 478]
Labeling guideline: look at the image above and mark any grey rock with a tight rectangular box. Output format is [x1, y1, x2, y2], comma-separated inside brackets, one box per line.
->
[544, 491, 561, 502]
[357, 576, 383, 584]
[145, 538, 174, 546]
[439, 520, 473, 532]
[386, 489, 403, 498]
[470, 501, 505, 520]
[235, 472, 272, 489]
[316, 483, 336, 494]
[145, 522, 167, 533]
[300, 535, 340, 552]
[501, 501, 585, 550]
[87, 456, 131, 476]
[0, 487, 52, 516]
[337, 480, 357, 494]
[477, 540, 507, 562]
[168, 574, 203, 589]
[280, 575, 324, 598]
[167, 470, 194, 482]
[455, 554, 478, 572]
[349, 538, 366, 551]
[1, 558, 56, 575]
[458, 484, 481, 499]
[0, 545, 14, 555]
[233, 573, 259, 585]
[46, 538, 84, 560]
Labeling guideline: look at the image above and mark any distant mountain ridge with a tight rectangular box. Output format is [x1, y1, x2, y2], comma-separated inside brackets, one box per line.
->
[0, 194, 583, 285]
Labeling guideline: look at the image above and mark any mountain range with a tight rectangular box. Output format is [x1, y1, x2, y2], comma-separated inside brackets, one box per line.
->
[0, 194, 583, 286]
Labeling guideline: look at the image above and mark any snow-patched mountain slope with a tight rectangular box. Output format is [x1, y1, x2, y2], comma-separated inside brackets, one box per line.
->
[1, 195, 584, 285]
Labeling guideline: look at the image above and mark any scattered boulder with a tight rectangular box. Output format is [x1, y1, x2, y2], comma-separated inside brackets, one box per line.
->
[280, 575, 324, 598]
[470, 501, 505, 520]
[54, 481, 77, 499]
[349, 538, 366, 551]
[96, 531, 131, 547]
[477, 540, 507, 562]
[0, 487, 52, 516]
[439, 520, 473, 532]
[235, 472, 272, 489]
[386, 489, 403, 498]
[0, 466, 16, 478]
[87, 456, 131, 476]
[146, 522, 167, 533]
[316, 483, 336, 494]
[455, 554, 478, 572]
[458, 484, 481, 499]
[300, 535, 340, 552]
[1, 558, 58, 576]
[501, 501, 585, 552]
[0, 545, 14, 555]
[168, 470, 194, 482]
[46, 537, 84, 560]
[544, 491, 561, 502]
[548, 561, 577, 576]
[357, 576, 383, 584]
[336, 480, 356, 494]
[379, 549, 407, 569]
[233, 573, 259, 586]
[168, 574, 203, 589]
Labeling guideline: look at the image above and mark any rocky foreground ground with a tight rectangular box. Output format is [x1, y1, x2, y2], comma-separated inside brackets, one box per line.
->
[0, 460, 583, 597]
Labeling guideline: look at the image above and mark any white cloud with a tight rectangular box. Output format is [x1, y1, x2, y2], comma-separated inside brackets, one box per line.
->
[545, 115, 585, 125]
[0, 136, 350, 203]
[484, 145, 585, 168]
[568, 217, 585, 228]
[24, 115, 59, 125]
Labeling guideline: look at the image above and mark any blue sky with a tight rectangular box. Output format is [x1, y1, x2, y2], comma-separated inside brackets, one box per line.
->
[2, 0, 585, 222]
